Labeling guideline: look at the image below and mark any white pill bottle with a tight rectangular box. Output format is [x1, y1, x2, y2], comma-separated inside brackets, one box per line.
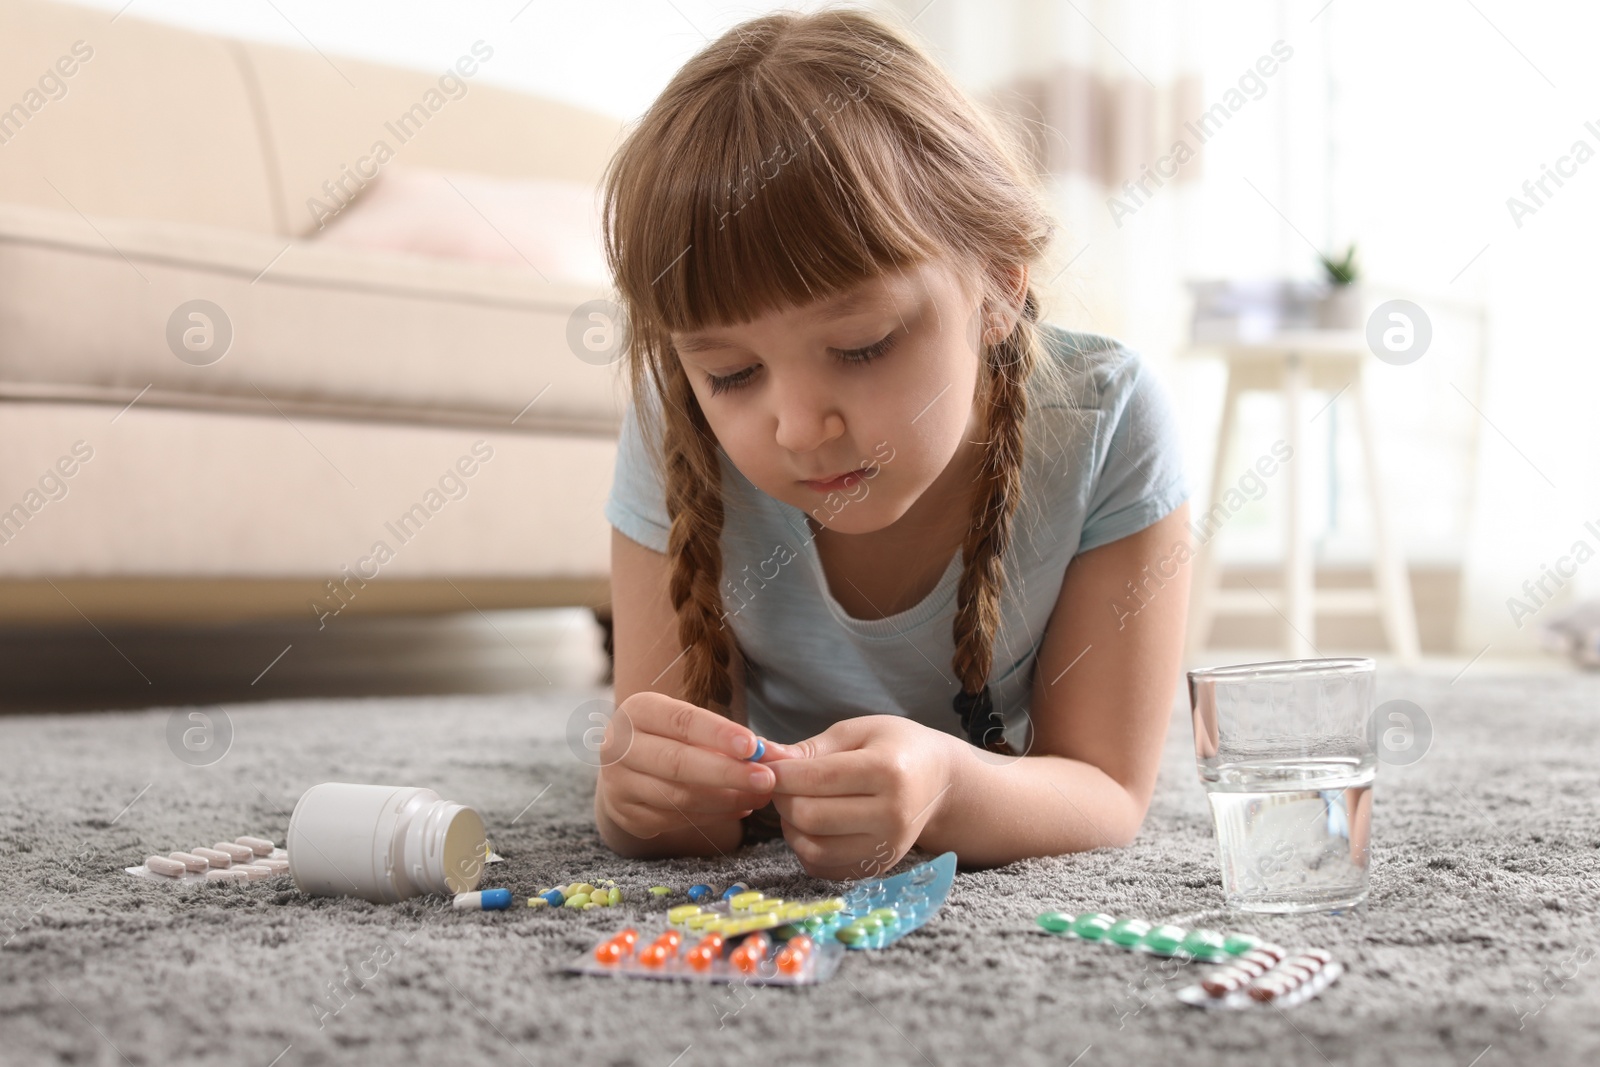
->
[286, 782, 488, 903]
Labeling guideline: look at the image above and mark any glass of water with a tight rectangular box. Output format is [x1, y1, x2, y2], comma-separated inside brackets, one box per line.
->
[1187, 657, 1377, 913]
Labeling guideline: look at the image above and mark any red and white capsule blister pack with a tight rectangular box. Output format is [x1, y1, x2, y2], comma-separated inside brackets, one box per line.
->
[125, 836, 290, 885]
[1176, 945, 1343, 1010]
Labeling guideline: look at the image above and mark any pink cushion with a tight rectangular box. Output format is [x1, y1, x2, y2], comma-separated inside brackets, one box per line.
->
[311, 166, 609, 284]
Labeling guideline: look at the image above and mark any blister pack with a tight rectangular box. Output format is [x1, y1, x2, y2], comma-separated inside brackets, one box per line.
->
[564, 851, 957, 985]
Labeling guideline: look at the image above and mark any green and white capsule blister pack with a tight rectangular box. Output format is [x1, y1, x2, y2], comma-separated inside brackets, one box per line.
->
[1036, 910, 1342, 1009]
[1035, 910, 1258, 962]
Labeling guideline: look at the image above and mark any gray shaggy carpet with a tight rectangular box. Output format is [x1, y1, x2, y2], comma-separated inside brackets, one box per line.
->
[2, 664, 1598, 1067]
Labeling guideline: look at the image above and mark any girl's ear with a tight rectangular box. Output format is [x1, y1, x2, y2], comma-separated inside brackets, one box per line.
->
[981, 261, 1030, 345]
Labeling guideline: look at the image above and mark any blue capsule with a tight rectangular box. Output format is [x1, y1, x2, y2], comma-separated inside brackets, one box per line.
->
[540, 888, 566, 907]
[748, 737, 766, 761]
[453, 888, 513, 911]
[721, 882, 749, 901]
[687, 884, 712, 903]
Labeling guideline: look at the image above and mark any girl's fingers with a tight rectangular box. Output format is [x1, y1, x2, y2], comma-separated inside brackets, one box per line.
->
[755, 738, 804, 761]
[621, 767, 769, 815]
[768, 749, 879, 796]
[780, 826, 884, 880]
[771, 792, 874, 837]
[613, 799, 746, 838]
[623, 730, 775, 792]
[630, 693, 760, 760]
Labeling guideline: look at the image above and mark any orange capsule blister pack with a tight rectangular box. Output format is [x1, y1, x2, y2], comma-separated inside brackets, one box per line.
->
[569, 925, 845, 985]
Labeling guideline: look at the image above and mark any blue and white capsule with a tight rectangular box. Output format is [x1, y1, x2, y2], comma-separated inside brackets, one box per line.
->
[453, 888, 513, 911]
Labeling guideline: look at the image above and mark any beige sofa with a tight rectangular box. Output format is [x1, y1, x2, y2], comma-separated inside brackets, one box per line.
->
[0, 0, 629, 626]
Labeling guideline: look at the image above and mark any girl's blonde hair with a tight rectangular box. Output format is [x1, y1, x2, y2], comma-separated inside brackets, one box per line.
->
[601, 5, 1070, 752]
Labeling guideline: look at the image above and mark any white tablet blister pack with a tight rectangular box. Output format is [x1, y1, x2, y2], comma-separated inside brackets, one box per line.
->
[125, 836, 291, 884]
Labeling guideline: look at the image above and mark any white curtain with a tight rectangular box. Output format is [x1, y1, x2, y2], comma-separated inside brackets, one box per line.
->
[880, 0, 1600, 658]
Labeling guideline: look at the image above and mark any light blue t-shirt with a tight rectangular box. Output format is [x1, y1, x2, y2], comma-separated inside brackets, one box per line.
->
[603, 323, 1190, 750]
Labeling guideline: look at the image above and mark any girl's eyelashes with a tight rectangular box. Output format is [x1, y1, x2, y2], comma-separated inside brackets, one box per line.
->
[838, 331, 897, 366]
[704, 332, 898, 397]
[706, 366, 757, 396]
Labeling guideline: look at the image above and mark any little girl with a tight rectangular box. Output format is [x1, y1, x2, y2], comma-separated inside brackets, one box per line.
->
[594, 7, 1191, 879]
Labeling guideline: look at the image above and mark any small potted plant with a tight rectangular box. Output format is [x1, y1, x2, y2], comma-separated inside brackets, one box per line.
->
[1316, 243, 1362, 329]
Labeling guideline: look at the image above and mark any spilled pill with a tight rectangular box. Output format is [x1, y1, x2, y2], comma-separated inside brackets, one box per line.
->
[453, 889, 513, 910]
[235, 836, 274, 856]
[687, 884, 713, 903]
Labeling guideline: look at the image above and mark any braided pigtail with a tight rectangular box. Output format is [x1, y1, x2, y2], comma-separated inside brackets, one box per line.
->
[661, 363, 739, 721]
[951, 288, 1043, 753]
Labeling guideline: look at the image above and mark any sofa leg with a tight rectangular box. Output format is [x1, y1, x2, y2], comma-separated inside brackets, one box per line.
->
[592, 605, 615, 686]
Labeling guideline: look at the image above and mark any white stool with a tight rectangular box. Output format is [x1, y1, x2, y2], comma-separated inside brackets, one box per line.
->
[1182, 330, 1421, 664]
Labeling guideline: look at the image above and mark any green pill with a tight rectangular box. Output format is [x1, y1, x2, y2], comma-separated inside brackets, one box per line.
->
[1180, 929, 1227, 960]
[836, 924, 868, 945]
[1223, 933, 1260, 956]
[648, 886, 672, 897]
[856, 916, 884, 933]
[608, 888, 622, 906]
[868, 908, 899, 925]
[564, 892, 591, 908]
[1036, 911, 1074, 934]
[1071, 912, 1115, 940]
[1107, 918, 1152, 946]
[1141, 924, 1187, 956]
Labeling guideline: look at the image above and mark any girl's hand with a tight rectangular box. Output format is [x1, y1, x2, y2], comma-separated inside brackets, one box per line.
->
[764, 715, 960, 880]
[596, 691, 776, 840]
